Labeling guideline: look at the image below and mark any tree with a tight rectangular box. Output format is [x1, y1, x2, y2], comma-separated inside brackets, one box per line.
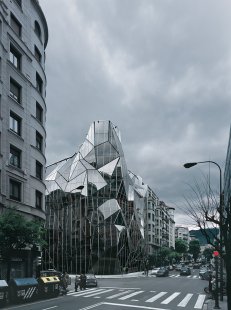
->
[0, 208, 46, 280]
[184, 177, 231, 310]
[188, 240, 200, 261]
[175, 239, 188, 254]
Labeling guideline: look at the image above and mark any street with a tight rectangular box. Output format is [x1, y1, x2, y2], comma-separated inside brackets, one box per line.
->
[4, 269, 208, 310]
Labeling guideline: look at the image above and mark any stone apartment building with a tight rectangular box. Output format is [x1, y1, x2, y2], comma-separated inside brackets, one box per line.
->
[0, 0, 48, 279]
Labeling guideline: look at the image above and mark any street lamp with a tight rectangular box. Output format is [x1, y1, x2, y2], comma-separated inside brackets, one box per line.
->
[183, 161, 224, 302]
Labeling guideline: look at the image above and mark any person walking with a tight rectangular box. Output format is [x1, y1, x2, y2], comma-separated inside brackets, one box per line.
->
[75, 275, 79, 292]
[79, 273, 87, 290]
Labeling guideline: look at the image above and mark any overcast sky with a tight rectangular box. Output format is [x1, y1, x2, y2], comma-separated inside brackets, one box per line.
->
[39, 0, 231, 227]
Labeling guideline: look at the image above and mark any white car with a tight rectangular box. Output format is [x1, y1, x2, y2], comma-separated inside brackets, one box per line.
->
[150, 268, 160, 275]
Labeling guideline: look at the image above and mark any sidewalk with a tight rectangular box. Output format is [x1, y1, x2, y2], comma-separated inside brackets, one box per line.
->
[203, 296, 227, 310]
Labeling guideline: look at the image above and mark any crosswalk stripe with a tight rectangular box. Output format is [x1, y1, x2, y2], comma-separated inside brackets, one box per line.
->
[145, 292, 167, 303]
[68, 288, 97, 295]
[106, 290, 132, 299]
[119, 290, 144, 300]
[187, 276, 191, 278]
[193, 276, 197, 278]
[73, 289, 105, 297]
[84, 289, 114, 297]
[178, 293, 193, 307]
[169, 275, 175, 278]
[161, 292, 181, 304]
[194, 294, 206, 309]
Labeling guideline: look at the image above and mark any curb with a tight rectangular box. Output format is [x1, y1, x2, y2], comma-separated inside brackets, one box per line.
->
[203, 300, 209, 310]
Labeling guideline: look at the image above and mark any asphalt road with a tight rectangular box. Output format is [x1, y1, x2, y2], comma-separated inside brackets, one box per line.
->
[4, 269, 208, 310]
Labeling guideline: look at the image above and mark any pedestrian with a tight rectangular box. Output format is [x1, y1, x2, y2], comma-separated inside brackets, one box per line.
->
[61, 272, 68, 295]
[79, 273, 87, 290]
[75, 275, 79, 292]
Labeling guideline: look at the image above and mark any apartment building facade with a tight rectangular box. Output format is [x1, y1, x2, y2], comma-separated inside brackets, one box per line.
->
[175, 226, 190, 244]
[0, 0, 48, 279]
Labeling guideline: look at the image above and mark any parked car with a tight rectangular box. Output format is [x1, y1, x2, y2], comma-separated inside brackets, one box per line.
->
[193, 263, 201, 269]
[150, 268, 160, 275]
[175, 264, 182, 271]
[180, 267, 191, 276]
[156, 267, 169, 277]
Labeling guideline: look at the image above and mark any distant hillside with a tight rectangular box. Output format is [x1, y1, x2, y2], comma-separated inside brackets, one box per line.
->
[189, 228, 219, 245]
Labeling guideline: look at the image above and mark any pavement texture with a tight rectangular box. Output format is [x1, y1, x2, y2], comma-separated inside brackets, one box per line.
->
[203, 296, 228, 310]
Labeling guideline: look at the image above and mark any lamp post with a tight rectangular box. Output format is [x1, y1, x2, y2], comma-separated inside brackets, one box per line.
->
[183, 161, 224, 302]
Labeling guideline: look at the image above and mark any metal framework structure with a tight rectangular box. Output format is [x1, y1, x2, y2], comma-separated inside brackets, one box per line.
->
[44, 121, 148, 274]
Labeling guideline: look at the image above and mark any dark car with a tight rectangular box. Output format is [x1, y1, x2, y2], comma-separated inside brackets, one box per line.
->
[75, 274, 98, 288]
[180, 267, 191, 276]
[156, 267, 169, 277]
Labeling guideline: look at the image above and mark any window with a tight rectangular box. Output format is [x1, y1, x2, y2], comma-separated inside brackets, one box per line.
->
[10, 44, 21, 69]
[14, 0, 22, 7]
[10, 78, 21, 103]
[34, 45, 41, 63]
[36, 102, 43, 123]
[35, 190, 42, 209]
[36, 161, 43, 180]
[36, 72, 43, 94]
[10, 111, 21, 135]
[36, 131, 43, 151]
[10, 145, 21, 168]
[10, 179, 21, 201]
[10, 14, 21, 37]
[34, 21, 41, 39]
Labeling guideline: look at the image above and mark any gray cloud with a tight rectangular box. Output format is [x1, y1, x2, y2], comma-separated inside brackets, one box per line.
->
[40, 0, 231, 225]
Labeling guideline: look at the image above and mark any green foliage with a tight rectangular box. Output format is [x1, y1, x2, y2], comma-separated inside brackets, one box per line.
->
[188, 240, 200, 260]
[0, 209, 46, 253]
[175, 239, 188, 254]
[190, 228, 219, 245]
[203, 247, 214, 261]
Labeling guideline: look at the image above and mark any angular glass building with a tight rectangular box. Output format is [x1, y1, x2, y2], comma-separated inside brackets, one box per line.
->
[45, 121, 148, 274]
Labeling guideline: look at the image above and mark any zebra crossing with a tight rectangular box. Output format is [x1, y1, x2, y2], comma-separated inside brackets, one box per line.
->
[67, 287, 206, 309]
[168, 274, 200, 279]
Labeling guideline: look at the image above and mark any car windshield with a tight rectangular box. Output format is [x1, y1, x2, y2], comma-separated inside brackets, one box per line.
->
[87, 274, 95, 279]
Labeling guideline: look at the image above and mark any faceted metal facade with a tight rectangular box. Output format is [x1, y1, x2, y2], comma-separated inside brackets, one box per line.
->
[45, 121, 147, 274]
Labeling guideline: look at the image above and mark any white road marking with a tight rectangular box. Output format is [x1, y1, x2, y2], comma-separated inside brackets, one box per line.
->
[42, 307, 58, 310]
[161, 292, 181, 304]
[194, 294, 206, 309]
[119, 290, 144, 300]
[84, 289, 114, 297]
[177, 293, 193, 307]
[106, 290, 132, 299]
[146, 292, 167, 302]
[103, 302, 171, 310]
[68, 288, 97, 295]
